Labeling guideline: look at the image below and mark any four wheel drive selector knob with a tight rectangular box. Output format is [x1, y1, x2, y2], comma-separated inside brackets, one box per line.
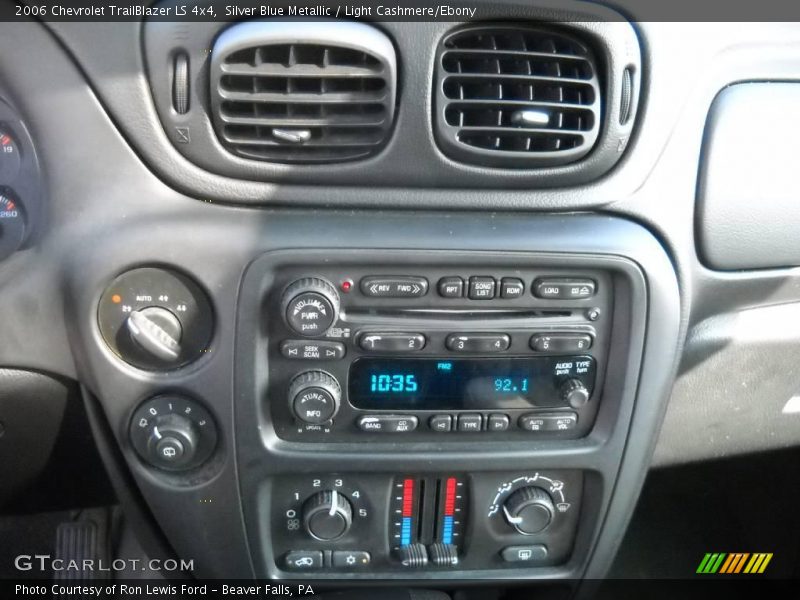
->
[502, 486, 556, 535]
[288, 371, 341, 425]
[281, 277, 341, 337]
[302, 490, 353, 541]
[126, 306, 183, 363]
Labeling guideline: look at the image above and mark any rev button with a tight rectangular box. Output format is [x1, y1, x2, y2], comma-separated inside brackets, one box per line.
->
[361, 276, 428, 298]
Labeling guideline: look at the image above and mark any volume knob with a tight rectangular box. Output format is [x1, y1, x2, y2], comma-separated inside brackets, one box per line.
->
[281, 277, 340, 337]
[288, 371, 341, 425]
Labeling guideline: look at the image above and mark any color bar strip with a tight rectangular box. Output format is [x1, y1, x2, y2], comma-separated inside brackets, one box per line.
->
[442, 515, 454, 545]
[444, 477, 456, 516]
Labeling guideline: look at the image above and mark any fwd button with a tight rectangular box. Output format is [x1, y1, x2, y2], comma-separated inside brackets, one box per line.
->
[361, 276, 428, 298]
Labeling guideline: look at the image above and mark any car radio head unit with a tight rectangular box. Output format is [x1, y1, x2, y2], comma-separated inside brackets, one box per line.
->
[255, 251, 617, 443]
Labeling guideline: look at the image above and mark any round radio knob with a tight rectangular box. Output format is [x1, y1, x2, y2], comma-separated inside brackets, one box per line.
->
[288, 371, 341, 425]
[503, 486, 555, 535]
[560, 378, 590, 409]
[281, 278, 340, 337]
[303, 490, 353, 541]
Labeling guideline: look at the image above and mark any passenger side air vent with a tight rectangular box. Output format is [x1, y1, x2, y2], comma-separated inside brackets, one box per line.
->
[210, 22, 397, 164]
[435, 25, 602, 168]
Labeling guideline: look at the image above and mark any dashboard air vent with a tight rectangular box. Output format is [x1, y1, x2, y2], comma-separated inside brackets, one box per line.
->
[210, 22, 396, 164]
[435, 25, 602, 168]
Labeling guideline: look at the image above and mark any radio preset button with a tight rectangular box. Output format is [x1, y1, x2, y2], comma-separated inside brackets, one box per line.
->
[519, 412, 578, 432]
[457, 414, 482, 432]
[533, 278, 596, 300]
[429, 414, 453, 432]
[359, 332, 426, 352]
[357, 415, 418, 433]
[487, 413, 510, 431]
[530, 333, 593, 353]
[438, 276, 464, 298]
[500, 278, 525, 299]
[468, 276, 496, 300]
[281, 340, 346, 360]
[361, 276, 428, 298]
[445, 333, 510, 353]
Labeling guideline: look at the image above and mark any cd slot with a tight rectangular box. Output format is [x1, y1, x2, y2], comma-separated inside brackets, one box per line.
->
[346, 308, 572, 322]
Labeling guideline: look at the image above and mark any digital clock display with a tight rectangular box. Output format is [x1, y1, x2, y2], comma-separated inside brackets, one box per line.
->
[349, 356, 595, 410]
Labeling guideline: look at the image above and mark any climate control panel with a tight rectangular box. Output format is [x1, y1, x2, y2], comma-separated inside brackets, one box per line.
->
[268, 470, 582, 576]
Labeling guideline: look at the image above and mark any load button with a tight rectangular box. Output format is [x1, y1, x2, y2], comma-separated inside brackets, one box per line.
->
[533, 278, 596, 300]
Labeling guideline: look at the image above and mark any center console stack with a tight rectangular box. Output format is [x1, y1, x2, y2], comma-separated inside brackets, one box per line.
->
[70, 213, 680, 584]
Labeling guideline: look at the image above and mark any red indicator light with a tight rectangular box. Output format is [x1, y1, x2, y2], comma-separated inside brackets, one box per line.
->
[0, 135, 10, 146]
[444, 477, 457, 516]
[341, 279, 353, 293]
[402, 478, 414, 517]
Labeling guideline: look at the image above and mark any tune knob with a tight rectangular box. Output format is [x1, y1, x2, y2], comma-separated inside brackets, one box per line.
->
[126, 306, 183, 363]
[302, 490, 353, 541]
[560, 378, 590, 409]
[503, 486, 555, 535]
[281, 277, 340, 337]
[288, 371, 341, 425]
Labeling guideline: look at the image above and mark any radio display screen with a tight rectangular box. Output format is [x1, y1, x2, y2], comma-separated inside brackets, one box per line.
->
[348, 356, 595, 410]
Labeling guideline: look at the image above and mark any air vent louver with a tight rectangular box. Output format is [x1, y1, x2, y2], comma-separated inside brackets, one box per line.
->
[435, 25, 602, 168]
[210, 22, 396, 164]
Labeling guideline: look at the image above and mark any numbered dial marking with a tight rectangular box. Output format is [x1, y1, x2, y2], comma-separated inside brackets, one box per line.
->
[487, 473, 572, 534]
[0, 190, 26, 260]
[0, 130, 21, 181]
[98, 267, 213, 370]
[129, 396, 218, 472]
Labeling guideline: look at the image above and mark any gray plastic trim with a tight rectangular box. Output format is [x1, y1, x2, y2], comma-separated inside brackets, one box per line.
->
[697, 82, 800, 270]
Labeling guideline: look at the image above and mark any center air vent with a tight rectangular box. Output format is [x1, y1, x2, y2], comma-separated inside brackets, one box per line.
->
[210, 22, 397, 164]
[435, 25, 602, 168]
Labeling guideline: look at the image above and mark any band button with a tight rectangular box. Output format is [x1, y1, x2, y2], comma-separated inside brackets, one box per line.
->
[357, 415, 418, 433]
